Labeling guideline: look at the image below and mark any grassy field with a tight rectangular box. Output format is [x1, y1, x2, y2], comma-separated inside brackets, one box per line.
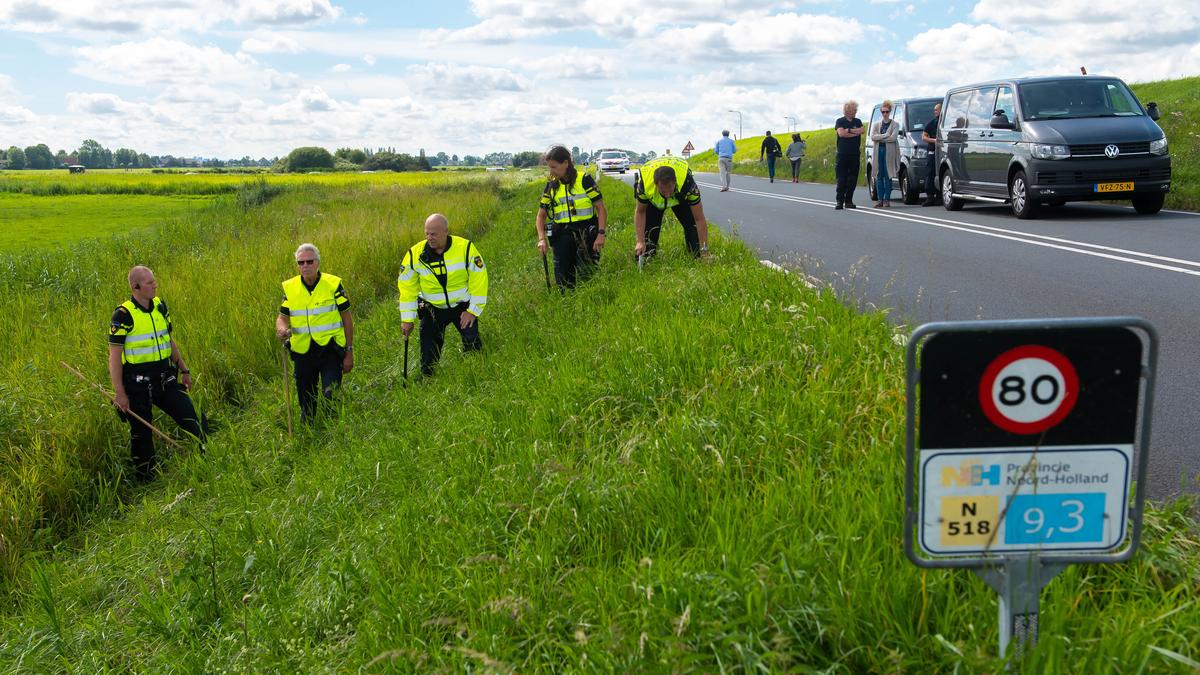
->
[0, 173, 1196, 671]
[690, 76, 1200, 212]
[0, 193, 216, 252]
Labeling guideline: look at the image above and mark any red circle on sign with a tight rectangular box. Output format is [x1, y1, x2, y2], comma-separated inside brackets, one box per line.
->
[978, 345, 1079, 435]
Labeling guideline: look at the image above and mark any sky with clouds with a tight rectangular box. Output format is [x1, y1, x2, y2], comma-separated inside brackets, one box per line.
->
[1, 0, 1197, 159]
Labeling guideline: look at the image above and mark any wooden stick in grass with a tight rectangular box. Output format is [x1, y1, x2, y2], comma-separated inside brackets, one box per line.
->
[60, 360, 183, 450]
[279, 342, 293, 437]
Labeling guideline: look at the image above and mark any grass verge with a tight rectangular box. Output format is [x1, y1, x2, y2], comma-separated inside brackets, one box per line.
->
[0, 175, 1196, 671]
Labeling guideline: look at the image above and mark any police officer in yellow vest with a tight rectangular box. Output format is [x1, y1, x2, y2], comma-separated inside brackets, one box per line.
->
[535, 144, 607, 289]
[108, 265, 206, 481]
[633, 156, 710, 259]
[275, 243, 354, 421]
[398, 213, 488, 376]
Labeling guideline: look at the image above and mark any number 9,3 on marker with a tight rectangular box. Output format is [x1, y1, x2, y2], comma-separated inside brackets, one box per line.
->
[978, 345, 1079, 435]
[1004, 492, 1107, 545]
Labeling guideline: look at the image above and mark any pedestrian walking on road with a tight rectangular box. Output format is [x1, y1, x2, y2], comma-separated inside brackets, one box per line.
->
[834, 100, 865, 209]
[785, 133, 806, 183]
[535, 145, 607, 290]
[760, 131, 783, 183]
[276, 243, 354, 422]
[398, 214, 488, 376]
[715, 130, 736, 191]
[921, 102, 942, 206]
[870, 100, 900, 207]
[108, 265, 206, 481]
[633, 156, 710, 260]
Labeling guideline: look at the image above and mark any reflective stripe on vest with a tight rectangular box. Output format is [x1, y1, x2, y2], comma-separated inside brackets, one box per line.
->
[637, 157, 691, 209]
[548, 173, 595, 224]
[121, 298, 173, 365]
[283, 273, 346, 354]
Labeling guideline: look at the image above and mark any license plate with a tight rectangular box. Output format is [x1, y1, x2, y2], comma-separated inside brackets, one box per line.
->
[1094, 181, 1134, 193]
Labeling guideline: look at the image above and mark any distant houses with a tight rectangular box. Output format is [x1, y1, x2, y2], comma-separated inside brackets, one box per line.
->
[67, 165, 86, 174]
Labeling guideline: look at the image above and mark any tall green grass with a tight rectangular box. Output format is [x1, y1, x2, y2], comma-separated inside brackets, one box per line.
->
[0, 174, 511, 586]
[0, 174, 1196, 671]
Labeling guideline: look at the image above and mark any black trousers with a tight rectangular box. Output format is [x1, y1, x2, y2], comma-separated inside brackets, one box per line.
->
[419, 301, 482, 376]
[292, 343, 344, 421]
[790, 158, 803, 180]
[645, 203, 700, 258]
[924, 152, 939, 201]
[122, 367, 205, 480]
[550, 219, 600, 290]
[835, 154, 860, 205]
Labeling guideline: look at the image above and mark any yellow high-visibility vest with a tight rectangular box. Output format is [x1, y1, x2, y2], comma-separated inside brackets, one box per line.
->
[283, 273, 347, 354]
[636, 156, 692, 209]
[397, 235, 488, 323]
[119, 297, 173, 365]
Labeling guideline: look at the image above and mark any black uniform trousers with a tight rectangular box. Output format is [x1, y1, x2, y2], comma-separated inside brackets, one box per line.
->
[835, 153, 860, 206]
[122, 366, 205, 480]
[644, 202, 700, 258]
[550, 218, 600, 290]
[291, 342, 344, 421]
[924, 146, 940, 203]
[419, 301, 482, 376]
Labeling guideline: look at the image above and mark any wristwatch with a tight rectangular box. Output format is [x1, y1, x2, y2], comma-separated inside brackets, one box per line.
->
[597, 228, 606, 235]
[345, 346, 354, 353]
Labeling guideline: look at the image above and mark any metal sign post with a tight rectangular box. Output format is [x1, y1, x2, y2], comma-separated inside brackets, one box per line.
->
[904, 317, 1157, 664]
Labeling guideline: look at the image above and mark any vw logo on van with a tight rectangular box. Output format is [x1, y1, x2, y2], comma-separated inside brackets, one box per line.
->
[1104, 144, 1121, 159]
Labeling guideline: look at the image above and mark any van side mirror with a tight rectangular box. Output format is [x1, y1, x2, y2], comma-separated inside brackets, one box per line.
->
[990, 111, 1014, 129]
[1147, 102, 1160, 121]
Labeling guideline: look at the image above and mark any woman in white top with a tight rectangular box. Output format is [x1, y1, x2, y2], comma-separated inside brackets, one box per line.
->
[870, 100, 900, 207]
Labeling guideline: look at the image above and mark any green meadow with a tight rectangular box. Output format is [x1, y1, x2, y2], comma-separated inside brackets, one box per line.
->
[690, 76, 1200, 212]
[0, 172, 1197, 670]
[0, 193, 216, 252]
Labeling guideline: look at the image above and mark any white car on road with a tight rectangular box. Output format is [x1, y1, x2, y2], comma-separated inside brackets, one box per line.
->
[596, 150, 630, 174]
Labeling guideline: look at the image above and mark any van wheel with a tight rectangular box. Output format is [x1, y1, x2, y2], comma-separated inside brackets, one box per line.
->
[867, 165, 877, 200]
[1010, 170, 1040, 219]
[900, 169, 920, 204]
[941, 171, 963, 211]
[1132, 193, 1165, 215]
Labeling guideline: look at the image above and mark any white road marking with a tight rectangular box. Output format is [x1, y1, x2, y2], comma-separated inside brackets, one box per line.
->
[697, 181, 1200, 278]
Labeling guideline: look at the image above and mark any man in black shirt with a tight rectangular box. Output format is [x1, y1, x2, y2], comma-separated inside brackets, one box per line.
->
[834, 101, 864, 209]
[759, 131, 783, 183]
[921, 102, 942, 206]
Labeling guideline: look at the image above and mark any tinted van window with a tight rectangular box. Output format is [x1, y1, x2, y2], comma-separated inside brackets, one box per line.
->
[1018, 79, 1145, 120]
[907, 100, 937, 131]
[966, 86, 998, 128]
[944, 90, 972, 129]
[995, 86, 1015, 119]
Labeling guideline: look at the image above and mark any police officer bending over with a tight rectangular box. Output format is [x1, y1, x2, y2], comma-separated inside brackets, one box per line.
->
[633, 155, 710, 259]
[275, 243, 354, 421]
[108, 265, 206, 482]
[398, 213, 488, 376]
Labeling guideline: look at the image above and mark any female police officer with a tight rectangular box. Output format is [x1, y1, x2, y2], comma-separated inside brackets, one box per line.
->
[534, 145, 607, 290]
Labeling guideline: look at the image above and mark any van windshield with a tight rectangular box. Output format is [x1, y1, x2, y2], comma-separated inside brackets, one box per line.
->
[906, 100, 938, 131]
[600, 152, 624, 159]
[1018, 79, 1144, 120]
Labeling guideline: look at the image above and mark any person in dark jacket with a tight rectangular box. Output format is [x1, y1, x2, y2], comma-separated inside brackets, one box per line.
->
[760, 131, 783, 183]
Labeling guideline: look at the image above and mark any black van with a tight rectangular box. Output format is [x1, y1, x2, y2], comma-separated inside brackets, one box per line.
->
[937, 76, 1170, 218]
[865, 97, 941, 204]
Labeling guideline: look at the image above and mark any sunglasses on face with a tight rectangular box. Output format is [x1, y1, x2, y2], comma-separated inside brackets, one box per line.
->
[297, 259, 317, 266]
[881, 109, 891, 113]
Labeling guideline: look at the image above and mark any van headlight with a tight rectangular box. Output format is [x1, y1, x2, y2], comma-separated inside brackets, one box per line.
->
[1150, 137, 1169, 155]
[915, 148, 928, 159]
[1031, 144, 1070, 160]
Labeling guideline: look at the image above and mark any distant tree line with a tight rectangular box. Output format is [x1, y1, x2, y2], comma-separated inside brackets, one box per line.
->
[0, 138, 276, 170]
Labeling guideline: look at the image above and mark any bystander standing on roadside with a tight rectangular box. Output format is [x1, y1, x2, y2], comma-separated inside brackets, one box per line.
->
[715, 130, 736, 192]
[760, 131, 783, 183]
[834, 100, 865, 209]
[870, 100, 900, 207]
[785, 133, 806, 183]
[921, 102, 942, 206]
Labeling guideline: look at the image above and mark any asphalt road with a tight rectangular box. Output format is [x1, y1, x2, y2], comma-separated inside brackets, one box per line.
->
[609, 169, 1199, 501]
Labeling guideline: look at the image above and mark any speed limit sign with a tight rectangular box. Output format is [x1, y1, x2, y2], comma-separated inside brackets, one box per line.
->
[978, 345, 1079, 434]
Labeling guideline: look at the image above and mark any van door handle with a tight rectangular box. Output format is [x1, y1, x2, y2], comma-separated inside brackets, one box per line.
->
[987, 132, 994, 138]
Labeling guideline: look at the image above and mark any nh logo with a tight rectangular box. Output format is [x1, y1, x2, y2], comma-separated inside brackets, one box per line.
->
[942, 462, 1001, 487]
